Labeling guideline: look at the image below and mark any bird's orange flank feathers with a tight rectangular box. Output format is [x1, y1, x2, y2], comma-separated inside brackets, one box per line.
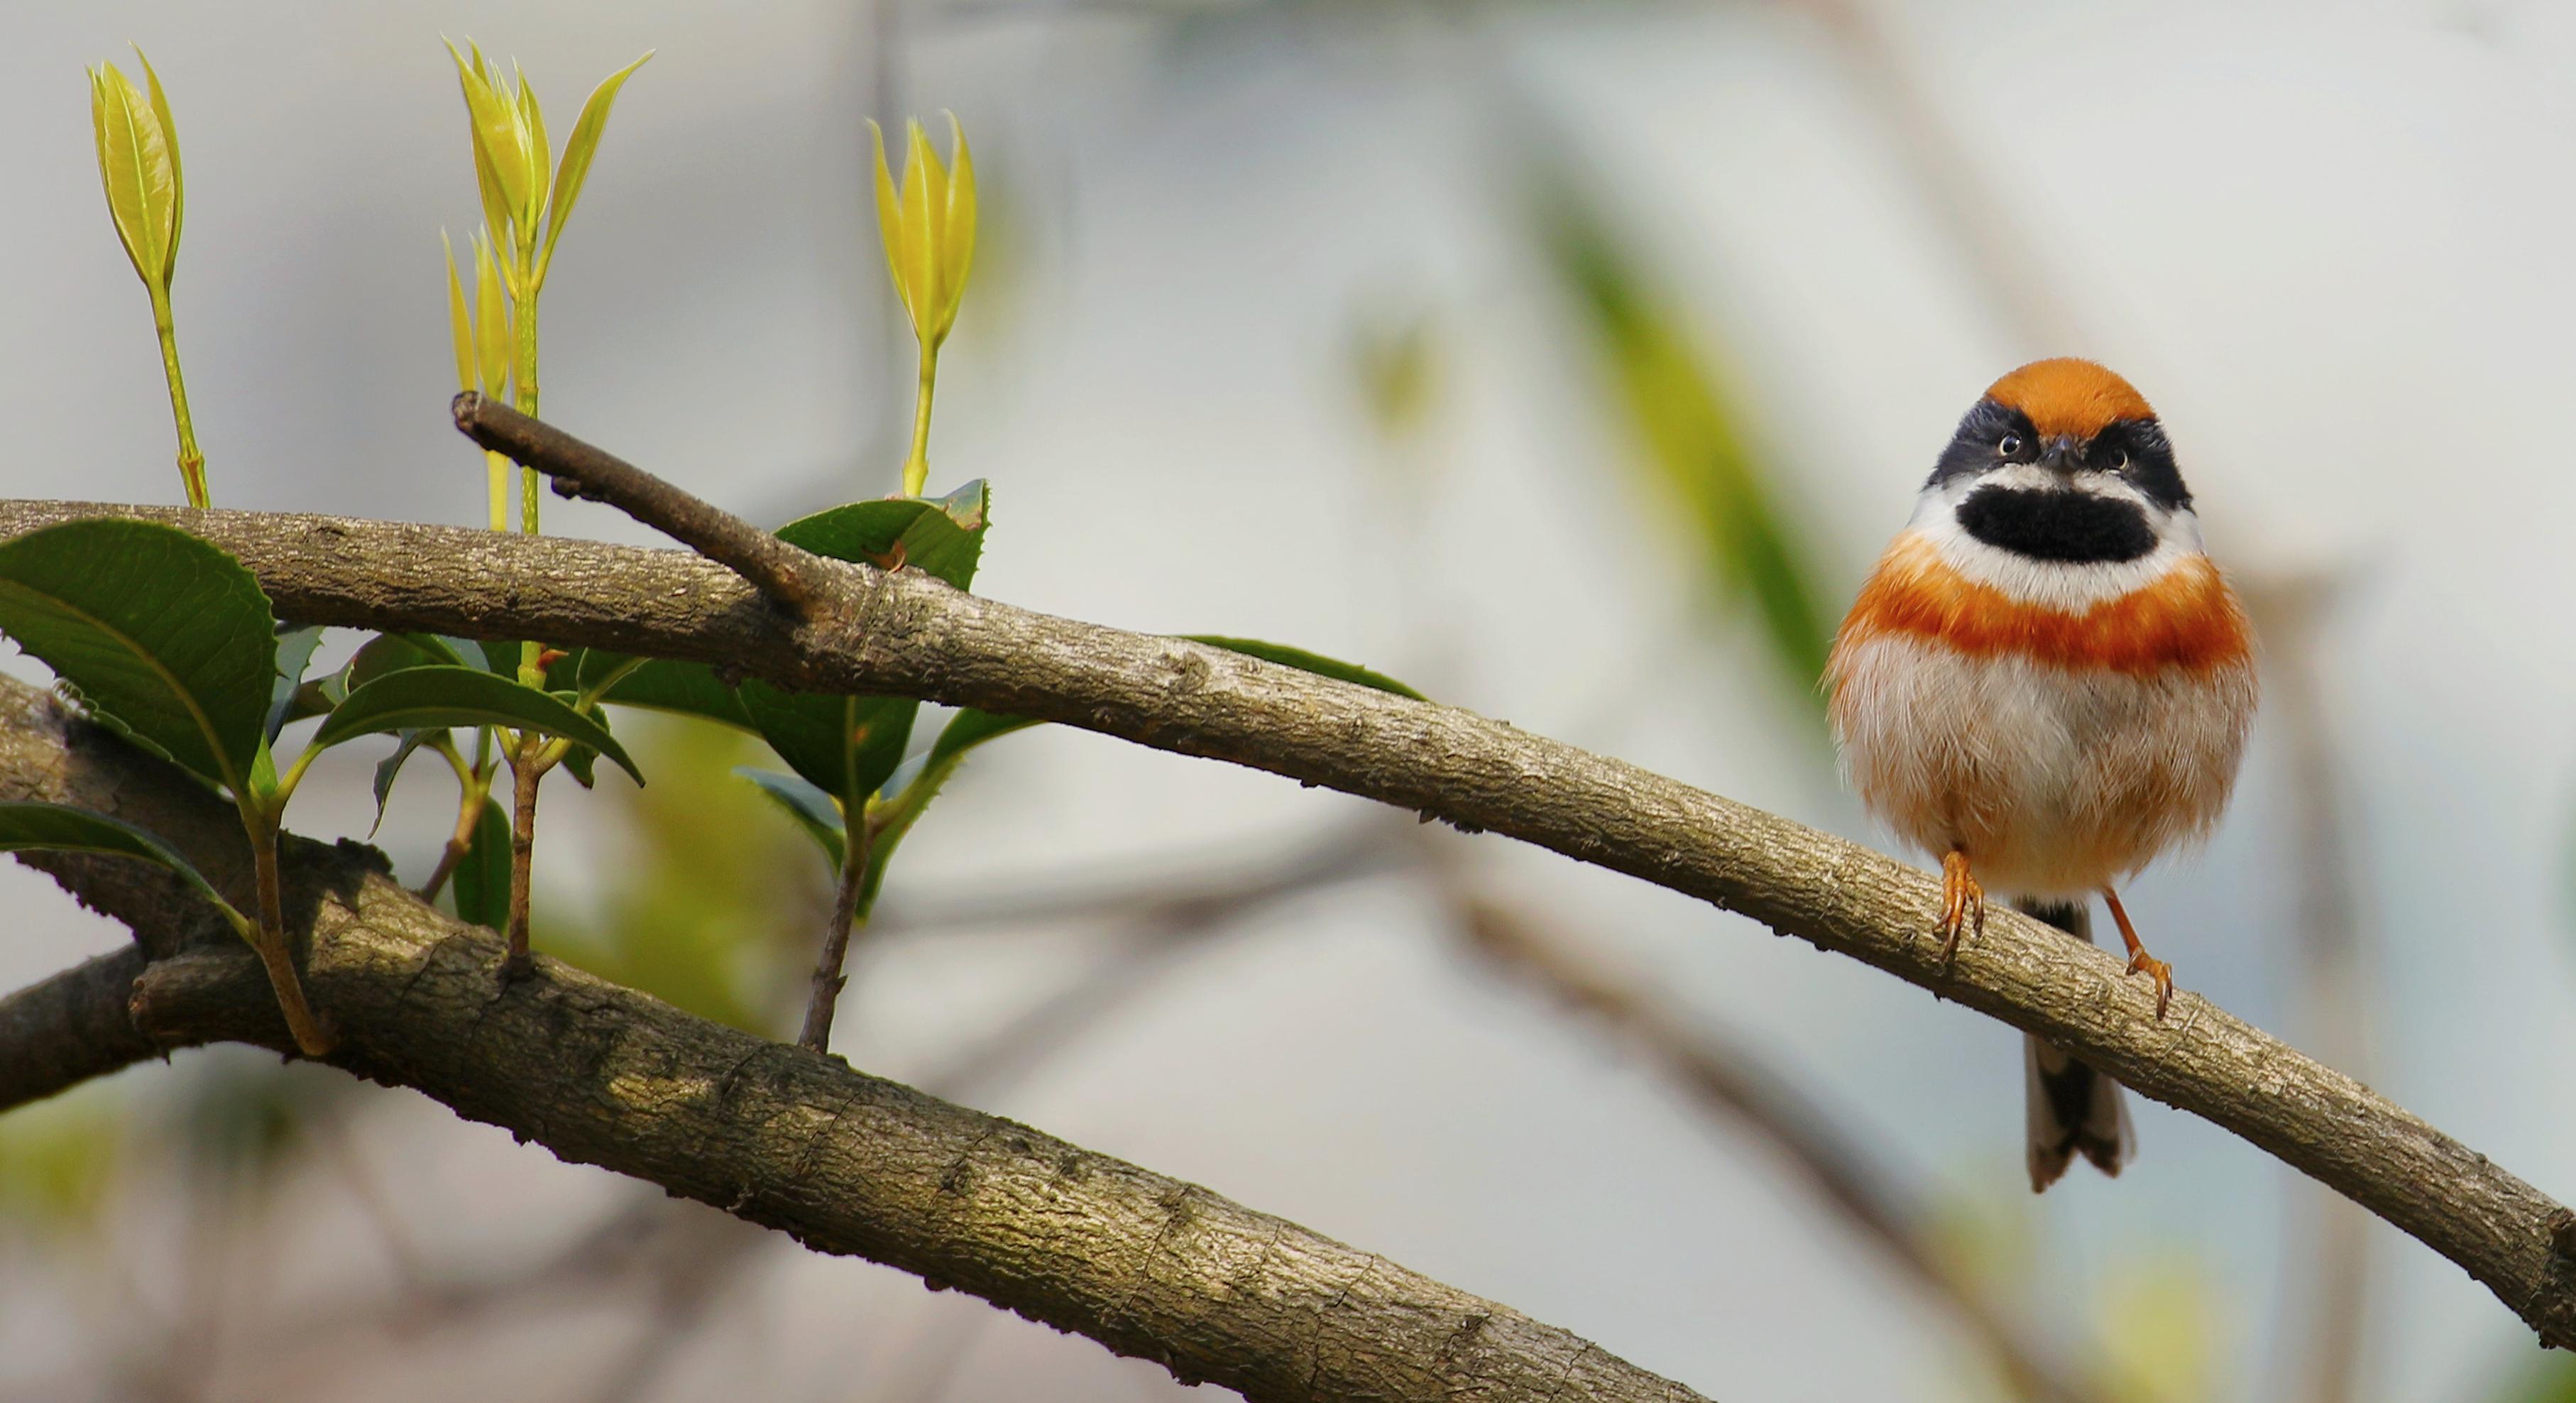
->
[1836, 535, 2252, 677]
[1984, 358, 2157, 440]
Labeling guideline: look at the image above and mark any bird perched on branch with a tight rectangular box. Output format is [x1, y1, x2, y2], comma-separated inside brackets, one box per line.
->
[1826, 359, 2257, 1191]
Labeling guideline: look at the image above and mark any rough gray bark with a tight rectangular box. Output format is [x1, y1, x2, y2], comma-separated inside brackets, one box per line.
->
[2, 498, 2574, 1354]
[0, 677, 1706, 1403]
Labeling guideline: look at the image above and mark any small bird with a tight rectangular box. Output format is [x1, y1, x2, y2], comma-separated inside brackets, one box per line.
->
[1825, 359, 2257, 1191]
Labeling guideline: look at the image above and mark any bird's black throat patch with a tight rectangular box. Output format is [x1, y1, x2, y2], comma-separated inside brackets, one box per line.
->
[1956, 486, 2158, 563]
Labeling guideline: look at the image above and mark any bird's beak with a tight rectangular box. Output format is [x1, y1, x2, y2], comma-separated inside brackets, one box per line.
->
[2037, 435, 2083, 473]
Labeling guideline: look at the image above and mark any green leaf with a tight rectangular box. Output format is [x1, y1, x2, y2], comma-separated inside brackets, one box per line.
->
[925, 706, 1042, 768]
[742, 482, 992, 809]
[337, 633, 463, 701]
[445, 40, 527, 241]
[515, 68, 549, 232]
[547, 650, 755, 732]
[314, 666, 641, 785]
[557, 692, 609, 789]
[0, 520, 274, 794]
[738, 690, 916, 819]
[368, 729, 446, 837]
[265, 625, 325, 742]
[90, 62, 177, 295]
[451, 797, 510, 931]
[133, 48, 182, 282]
[774, 480, 988, 589]
[539, 52, 652, 278]
[735, 767, 845, 870]
[0, 801, 243, 933]
[1182, 636, 1425, 700]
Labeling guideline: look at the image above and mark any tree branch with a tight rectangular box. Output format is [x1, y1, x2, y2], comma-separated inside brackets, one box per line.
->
[0, 945, 158, 1108]
[449, 392, 833, 618]
[3, 496, 2574, 1350]
[0, 676, 1706, 1403]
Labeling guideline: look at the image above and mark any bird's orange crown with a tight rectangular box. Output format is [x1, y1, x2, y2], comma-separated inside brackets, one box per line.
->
[1984, 358, 2156, 440]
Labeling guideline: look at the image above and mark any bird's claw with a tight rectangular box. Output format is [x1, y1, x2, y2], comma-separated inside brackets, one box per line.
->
[2125, 949, 2174, 1020]
[1937, 851, 1985, 963]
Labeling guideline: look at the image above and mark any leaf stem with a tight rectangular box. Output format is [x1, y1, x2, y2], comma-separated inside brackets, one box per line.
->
[901, 341, 937, 498]
[797, 814, 875, 1052]
[242, 806, 331, 1055]
[502, 241, 550, 971]
[515, 265, 541, 535]
[417, 737, 490, 904]
[150, 288, 207, 510]
[484, 449, 511, 533]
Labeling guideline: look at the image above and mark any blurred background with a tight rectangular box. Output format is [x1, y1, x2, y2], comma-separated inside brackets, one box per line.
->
[4, 1, 2576, 1399]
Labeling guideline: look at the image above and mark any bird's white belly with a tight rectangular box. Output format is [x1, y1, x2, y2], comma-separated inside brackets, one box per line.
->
[1829, 633, 2254, 897]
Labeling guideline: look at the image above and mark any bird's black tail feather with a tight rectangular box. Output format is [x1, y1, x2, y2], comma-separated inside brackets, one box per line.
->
[2017, 897, 2136, 1191]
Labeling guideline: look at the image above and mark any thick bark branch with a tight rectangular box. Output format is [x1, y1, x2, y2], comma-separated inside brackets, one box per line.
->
[3, 498, 2575, 1350]
[0, 677, 1704, 1403]
[0, 946, 158, 1107]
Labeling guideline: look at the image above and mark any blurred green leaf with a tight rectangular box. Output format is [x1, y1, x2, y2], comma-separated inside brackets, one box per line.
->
[0, 520, 274, 793]
[170, 1056, 351, 1182]
[1349, 304, 1442, 442]
[2497, 1354, 2576, 1403]
[549, 717, 791, 1032]
[735, 766, 846, 871]
[451, 796, 510, 932]
[2091, 1252, 2222, 1403]
[314, 666, 641, 785]
[0, 801, 243, 932]
[0, 1088, 120, 1228]
[1523, 158, 1832, 702]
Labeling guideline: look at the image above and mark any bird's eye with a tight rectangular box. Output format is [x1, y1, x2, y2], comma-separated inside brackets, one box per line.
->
[1997, 435, 2024, 459]
[2103, 449, 2130, 471]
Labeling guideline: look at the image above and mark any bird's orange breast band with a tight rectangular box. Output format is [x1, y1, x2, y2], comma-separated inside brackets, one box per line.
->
[1838, 535, 2253, 676]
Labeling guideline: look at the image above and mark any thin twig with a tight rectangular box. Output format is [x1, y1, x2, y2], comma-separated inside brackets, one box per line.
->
[799, 821, 875, 1052]
[450, 392, 832, 618]
[504, 747, 541, 980]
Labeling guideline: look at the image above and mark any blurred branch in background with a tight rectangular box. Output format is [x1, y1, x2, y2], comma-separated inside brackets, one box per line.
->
[1432, 849, 2106, 1403]
[1783, 0, 2086, 353]
[900, 819, 1405, 1096]
[2240, 567, 2380, 1403]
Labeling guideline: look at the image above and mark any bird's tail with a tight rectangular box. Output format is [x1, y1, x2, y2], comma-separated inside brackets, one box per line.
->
[2017, 897, 2135, 1192]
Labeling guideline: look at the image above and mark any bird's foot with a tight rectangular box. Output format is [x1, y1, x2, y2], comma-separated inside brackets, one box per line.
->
[2101, 885, 2174, 1020]
[1938, 850, 1985, 963]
